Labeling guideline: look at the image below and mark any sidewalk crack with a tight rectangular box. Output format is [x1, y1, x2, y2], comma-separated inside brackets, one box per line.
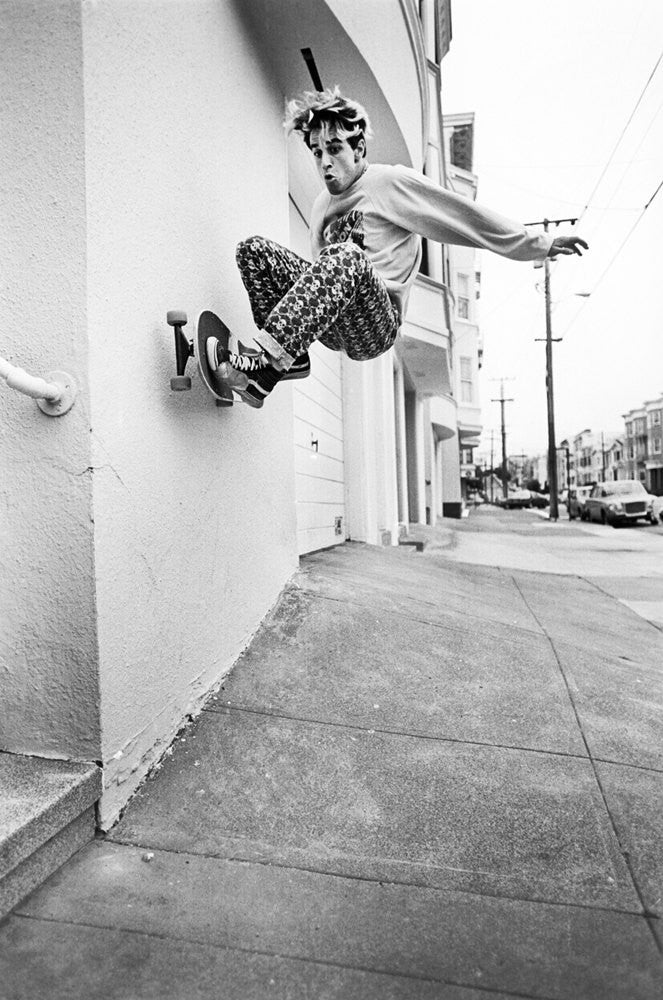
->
[511, 574, 663, 954]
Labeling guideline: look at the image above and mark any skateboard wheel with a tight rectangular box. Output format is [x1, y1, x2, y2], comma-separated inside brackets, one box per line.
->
[167, 310, 188, 327]
[215, 397, 233, 407]
[170, 375, 192, 391]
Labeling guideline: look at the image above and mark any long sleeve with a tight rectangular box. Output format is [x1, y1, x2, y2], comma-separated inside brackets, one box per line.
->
[370, 165, 553, 261]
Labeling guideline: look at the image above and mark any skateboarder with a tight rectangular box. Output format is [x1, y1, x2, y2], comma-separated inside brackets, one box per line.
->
[207, 87, 588, 408]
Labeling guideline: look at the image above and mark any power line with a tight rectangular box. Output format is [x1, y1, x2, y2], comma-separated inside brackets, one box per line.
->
[588, 176, 662, 294]
[561, 174, 663, 335]
[594, 97, 663, 220]
[578, 48, 663, 223]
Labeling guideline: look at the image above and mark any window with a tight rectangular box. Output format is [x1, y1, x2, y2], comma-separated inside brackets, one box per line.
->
[457, 274, 470, 319]
[654, 438, 662, 455]
[460, 356, 473, 403]
[654, 411, 661, 425]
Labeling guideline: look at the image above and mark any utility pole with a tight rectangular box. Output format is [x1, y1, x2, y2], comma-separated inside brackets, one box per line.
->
[489, 430, 495, 504]
[490, 378, 514, 501]
[528, 215, 578, 521]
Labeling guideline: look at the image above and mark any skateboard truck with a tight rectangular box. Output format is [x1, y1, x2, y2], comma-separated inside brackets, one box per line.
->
[166, 310, 193, 391]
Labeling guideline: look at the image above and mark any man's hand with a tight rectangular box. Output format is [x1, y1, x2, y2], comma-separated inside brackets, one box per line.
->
[548, 235, 588, 258]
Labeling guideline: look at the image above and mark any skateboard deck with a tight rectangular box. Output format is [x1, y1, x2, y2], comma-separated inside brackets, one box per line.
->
[194, 310, 235, 407]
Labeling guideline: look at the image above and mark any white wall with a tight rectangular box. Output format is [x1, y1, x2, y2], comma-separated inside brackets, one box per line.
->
[324, 0, 426, 169]
[81, 0, 299, 826]
[0, 0, 100, 761]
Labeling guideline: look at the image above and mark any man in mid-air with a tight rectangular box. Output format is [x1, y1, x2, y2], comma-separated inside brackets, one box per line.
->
[207, 87, 587, 408]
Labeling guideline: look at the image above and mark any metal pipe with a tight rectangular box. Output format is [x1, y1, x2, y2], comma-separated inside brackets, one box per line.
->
[0, 356, 77, 416]
[0, 357, 62, 402]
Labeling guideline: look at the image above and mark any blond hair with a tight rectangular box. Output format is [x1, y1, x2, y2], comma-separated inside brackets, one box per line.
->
[284, 87, 372, 153]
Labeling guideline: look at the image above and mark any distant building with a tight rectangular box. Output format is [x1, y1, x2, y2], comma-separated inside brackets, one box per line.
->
[645, 394, 663, 494]
[572, 429, 597, 486]
[557, 439, 574, 491]
[604, 436, 626, 482]
[442, 112, 483, 509]
[623, 407, 648, 484]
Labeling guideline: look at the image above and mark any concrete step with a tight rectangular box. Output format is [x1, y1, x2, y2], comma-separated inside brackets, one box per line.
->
[397, 537, 426, 552]
[0, 752, 101, 920]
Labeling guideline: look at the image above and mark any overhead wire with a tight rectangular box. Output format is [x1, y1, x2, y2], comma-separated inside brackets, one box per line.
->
[558, 173, 663, 338]
[594, 96, 663, 218]
[577, 48, 663, 224]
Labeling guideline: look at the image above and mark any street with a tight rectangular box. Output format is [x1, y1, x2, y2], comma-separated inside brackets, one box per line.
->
[438, 506, 663, 631]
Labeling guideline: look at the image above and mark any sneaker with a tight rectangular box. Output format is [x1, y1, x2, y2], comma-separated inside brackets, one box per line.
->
[206, 338, 283, 408]
[281, 353, 311, 380]
[241, 363, 286, 408]
[207, 338, 311, 383]
[232, 347, 311, 382]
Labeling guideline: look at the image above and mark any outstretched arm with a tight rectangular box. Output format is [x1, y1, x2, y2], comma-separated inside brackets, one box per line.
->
[548, 235, 589, 258]
[374, 166, 554, 261]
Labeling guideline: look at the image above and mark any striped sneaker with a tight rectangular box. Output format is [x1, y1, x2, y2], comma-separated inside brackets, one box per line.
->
[232, 349, 311, 383]
[205, 340, 277, 408]
[206, 339, 310, 407]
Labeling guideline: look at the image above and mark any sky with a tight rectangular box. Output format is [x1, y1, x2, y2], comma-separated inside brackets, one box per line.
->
[440, 0, 663, 459]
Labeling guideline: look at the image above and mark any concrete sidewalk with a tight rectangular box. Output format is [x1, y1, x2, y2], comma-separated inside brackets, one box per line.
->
[2, 540, 663, 999]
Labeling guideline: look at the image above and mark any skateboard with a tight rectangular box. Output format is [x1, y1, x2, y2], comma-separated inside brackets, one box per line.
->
[166, 309, 237, 407]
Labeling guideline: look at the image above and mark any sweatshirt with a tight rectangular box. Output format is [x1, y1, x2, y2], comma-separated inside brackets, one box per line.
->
[309, 163, 554, 322]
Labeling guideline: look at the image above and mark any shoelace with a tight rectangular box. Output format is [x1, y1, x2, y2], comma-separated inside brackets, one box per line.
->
[228, 351, 268, 373]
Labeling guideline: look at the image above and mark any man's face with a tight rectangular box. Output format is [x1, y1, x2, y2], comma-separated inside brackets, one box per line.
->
[309, 127, 365, 195]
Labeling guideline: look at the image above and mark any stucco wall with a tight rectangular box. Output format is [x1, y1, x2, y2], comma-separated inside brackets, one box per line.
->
[0, 0, 101, 760]
[323, 0, 426, 169]
[81, 0, 299, 826]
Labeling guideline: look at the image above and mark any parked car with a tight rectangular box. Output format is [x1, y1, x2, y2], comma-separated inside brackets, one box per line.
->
[584, 480, 657, 527]
[566, 485, 593, 520]
[498, 489, 548, 510]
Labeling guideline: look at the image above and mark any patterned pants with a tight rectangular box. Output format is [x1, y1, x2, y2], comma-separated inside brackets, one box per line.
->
[235, 236, 399, 370]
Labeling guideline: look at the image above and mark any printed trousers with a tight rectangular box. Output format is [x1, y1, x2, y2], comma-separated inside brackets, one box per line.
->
[235, 236, 399, 370]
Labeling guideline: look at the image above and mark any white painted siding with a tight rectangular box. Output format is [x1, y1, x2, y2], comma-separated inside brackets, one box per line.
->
[288, 197, 346, 554]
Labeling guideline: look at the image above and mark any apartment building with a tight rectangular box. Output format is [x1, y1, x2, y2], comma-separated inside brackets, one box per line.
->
[572, 429, 597, 486]
[645, 395, 663, 494]
[2, 0, 476, 905]
[603, 435, 625, 482]
[443, 112, 483, 507]
[557, 438, 574, 491]
[623, 407, 648, 483]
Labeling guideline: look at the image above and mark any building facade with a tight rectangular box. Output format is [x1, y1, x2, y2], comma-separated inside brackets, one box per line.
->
[2, 0, 472, 849]
[571, 430, 592, 487]
[557, 439, 574, 491]
[623, 407, 648, 484]
[443, 112, 483, 508]
[645, 395, 663, 494]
